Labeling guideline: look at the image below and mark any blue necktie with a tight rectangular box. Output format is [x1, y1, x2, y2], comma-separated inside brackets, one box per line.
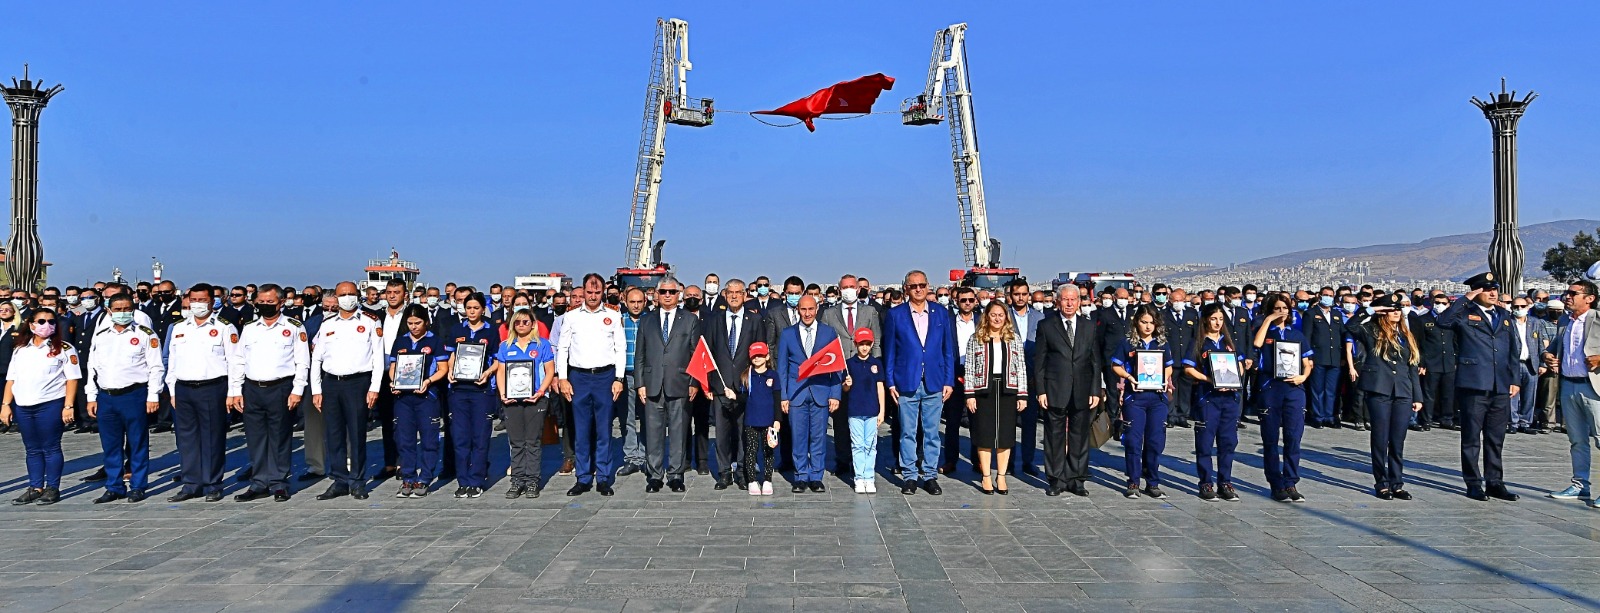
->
[729, 314, 739, 354]
[662, 313, 671, 344]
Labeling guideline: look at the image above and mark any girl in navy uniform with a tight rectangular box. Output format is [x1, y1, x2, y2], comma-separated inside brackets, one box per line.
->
[388, 305, 447, 498]
[1184, 303, 1247, 502]
[444, 293, 501, 498]
[2, 309, 80, 505]
[1345, 294, 1424, 500]
[1252, 294, 1314, 502]
[843, 328, 886, 494]
[496, 310, 556, 499]
[739, 342, 780, 496]
[1109, 304, 1172, 499]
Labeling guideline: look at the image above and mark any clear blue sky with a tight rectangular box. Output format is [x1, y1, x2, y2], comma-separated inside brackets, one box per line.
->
[6, 2, 1598, 289]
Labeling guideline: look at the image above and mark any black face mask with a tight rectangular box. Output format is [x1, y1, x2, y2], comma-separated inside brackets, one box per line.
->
[684, 297, 702, 312]
[553, 304, 568, 315]
[255, 303, 280, 318]
[137, 290, 150, 301]
[604, 295, 620, 306]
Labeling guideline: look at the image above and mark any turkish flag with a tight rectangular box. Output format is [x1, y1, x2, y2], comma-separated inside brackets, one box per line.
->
[687, 336, 717, 391]
[754, 73, 895, 132]
[798, 337, 847, 380]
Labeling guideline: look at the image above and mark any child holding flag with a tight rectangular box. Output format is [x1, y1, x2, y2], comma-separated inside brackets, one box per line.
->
[843, 328, 886, 493]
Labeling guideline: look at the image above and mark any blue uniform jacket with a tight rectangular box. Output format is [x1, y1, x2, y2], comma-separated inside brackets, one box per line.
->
[776, 323, 843, 405]
[1436, 296, 1522, 394]
[882, 301, 957, 393]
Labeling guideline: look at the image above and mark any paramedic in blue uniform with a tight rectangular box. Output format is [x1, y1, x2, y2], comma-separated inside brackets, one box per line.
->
[388, 304, 447, 498]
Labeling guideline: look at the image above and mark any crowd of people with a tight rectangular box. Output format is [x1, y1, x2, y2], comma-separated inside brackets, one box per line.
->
[0, 268, 1596, 509]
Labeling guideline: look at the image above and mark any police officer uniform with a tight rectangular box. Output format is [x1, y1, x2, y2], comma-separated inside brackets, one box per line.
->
[310, 309, 384, 499]
[85, 320, 164, 503]
[1437, 272, 1523, 501]
[165, 313, 237, 502]
[228, 314, 309, 501]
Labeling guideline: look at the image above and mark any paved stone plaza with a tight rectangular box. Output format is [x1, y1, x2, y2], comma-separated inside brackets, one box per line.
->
[2, 421, 1599, 612]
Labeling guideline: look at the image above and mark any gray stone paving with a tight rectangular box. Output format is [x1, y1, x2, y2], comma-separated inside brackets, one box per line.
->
[2, 420, 1599, 612]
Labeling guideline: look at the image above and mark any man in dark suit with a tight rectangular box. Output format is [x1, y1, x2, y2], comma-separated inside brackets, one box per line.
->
[1415, 292, 1459, 430]
[1303, 287, 1345, 428]
[632, 277, 701, 493]
[819, 274, 881, 477]
[764, 276, 804, 348]
[69, 287, 106, 432]
[702, 279, 763, 489]
[1437, 272, 1523, 502]
[1161, 287, 1196, 426]
[219, 285, 255, 329]
[1093, 287, 1132, 426]
[1032, 284, 1104, 497]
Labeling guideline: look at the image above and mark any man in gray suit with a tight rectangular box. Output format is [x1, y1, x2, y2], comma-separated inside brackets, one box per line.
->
[1510, 295, 1553, 434]
[764, 275, 805, 472]
[1543, 279, 1600, 502]
[820, 274, 881, 477]
[632, 276, 701, 493]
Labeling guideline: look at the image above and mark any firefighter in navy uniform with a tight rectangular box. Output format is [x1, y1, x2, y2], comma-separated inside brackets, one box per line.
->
[1436, 272, 1523, 502]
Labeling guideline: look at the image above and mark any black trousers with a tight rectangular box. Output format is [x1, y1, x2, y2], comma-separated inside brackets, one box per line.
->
[1458, 388, 1510, 488]
[321, 375, 371, 489]
[1421, 369, 1457, 426]
[1042, 402, 1092, 488]
[376, 371, 398, 469]
[689, 394, 711, 471]
[1366, 392, 1413, 490]
[713, 395, 745, 480]
[173, 378, 228, 495]
[242, 380, 294, 492]
[1170, 375, 1194, 423]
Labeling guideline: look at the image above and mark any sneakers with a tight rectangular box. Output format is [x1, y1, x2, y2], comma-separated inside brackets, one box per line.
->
[1218, 484, 1241, 502]
[761, 481, 774, 496]
[1271, 489, 1291, 502]
[748, 482, 761, 496]
[411, 484, 428, 498]
[453, 486, 468, 499]
[396, 483, 412, 498]
[864, 479, 877, 494]
[854, 481, 867, 494]
[467, 487, 483, 498]
[1287, 487, 1305, 503]
[1142, 485, 1167, 499]
[1548, 484, 1590, 500]
[1124, 484, 1140, 499]
[1199, 483, 1217, 501]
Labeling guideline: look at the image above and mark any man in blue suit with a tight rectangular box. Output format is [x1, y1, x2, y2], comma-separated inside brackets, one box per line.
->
[777, 295, 842, 493]
[883, 270, 957, 495]
[1438, 272, 1524, 502]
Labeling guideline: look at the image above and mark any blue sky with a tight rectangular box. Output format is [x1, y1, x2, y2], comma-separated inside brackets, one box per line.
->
[5, 2, 1598, 289]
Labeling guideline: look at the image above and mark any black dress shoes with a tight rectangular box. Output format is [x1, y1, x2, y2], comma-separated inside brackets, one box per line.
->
[315, 486, 350, 500]
[234, 489, 270, 502]
[567, 482, 592, 497]
[1486, 485, 1519, 501]
[1071, 483, 1089, 497]
[128, 490, 147, 503]
[167, 490, 201, 503]
[93, 491, 125, 504]
[922, 480, 942, 496]
[37, 487, 60, 505]
[1046, 486, 1062, 497]
[204, 491, 224, 502]
[714, 475, 730, 490]
[80, 468, 108, 482]
[616, 463, 642, 477]
[1466, 486, 1488, 501]
[793, 482, 808, 494]
[668, 479, 686, 493]
[808, 481, 825, 493]
[273, 490, 291, 502]
[646, 479, 664, 493]
[351, 485, 369, 500]
[597, 482, 615, 496]
[900, 480, 918, 495]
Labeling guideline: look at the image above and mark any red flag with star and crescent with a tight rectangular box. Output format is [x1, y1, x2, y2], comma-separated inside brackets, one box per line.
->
[798, 337, 846, 380]
[687, 336, 717, 391]
[753, 73, 895, 132]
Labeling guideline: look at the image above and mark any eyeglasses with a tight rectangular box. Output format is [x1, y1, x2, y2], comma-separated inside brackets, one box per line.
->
[231, 293, 245, 297]
[904, 283, 928, 290]
[1154, 292, 1169, 297]
[658, 289, 680, 295]
[957, 298, 977, 303]
[755, 283, 770, 288]
[1565, 290, 1590, 297]
[31, 319, 53, 325]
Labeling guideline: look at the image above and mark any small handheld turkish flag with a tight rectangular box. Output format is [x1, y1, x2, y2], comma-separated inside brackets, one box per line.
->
[798, 337, 846, 380]
[687, 336, 717, 391]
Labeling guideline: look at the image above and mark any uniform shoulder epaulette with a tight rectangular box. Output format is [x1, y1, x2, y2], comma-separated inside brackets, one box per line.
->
[286, 317, 303, 327]
[361, 310, 379, 320]
[245, 317, 260, 326]
[137, 325, 155, 335]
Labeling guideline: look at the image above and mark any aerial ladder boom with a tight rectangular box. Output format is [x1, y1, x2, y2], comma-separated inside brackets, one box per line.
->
[621, 18, 713, 283]
[903, 24, 1014, 287]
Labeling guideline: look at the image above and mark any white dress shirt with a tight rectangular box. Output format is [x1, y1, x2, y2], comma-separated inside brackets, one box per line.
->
[555, 304, 626, 379]
[86, 323, 164, 402]
[1564, 311, 1591, 378]
[165, 316, 236, 392]
[381, 306, 406, 354]
[91, 309, 153, 335]
[7, 340, 82, 406]
[954, 313, 977, 364]
[230, 315, 310, 397]
[309, 311, 385, 394]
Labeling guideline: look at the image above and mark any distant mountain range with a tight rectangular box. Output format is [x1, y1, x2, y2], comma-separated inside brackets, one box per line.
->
[1162, 219, 1599, 284]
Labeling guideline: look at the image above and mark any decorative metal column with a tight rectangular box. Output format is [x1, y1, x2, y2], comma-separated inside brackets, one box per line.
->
[2, 65, 62, 293]
[1471, 78, 1535, 298]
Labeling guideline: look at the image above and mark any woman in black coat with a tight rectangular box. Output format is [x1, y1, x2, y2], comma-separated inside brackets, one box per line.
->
[1345, 294, 1424, 500]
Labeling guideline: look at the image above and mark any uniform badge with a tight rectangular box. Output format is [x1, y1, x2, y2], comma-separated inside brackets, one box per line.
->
[1264, 338, 1274, 344]
[283, 329, 292, 337]
[376, 327, 383, 337]
[456, 337, 466, 342]
[230, 334, 239, 343]
[421, 346, 432, 354]
[871, 365, 878, 374]
[325, 331, 335, 336]
[209, 329, 219, 337]
[357, 325, 366, 333]
[603, 317, 613, 325]
[175, 333, 185, 339]
[150, 338, 160, 349]
[765, 379, 773, 387]
[130, 337, 140, 346]
[299, 332, 307, 342]
[1468, 315, 1482, 322]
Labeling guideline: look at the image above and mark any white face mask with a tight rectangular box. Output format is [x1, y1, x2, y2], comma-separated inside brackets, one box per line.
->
[840, 288, 858, 304]
[979, 298, 990, 308]
[1228, 298, 1243, 308]
[1100, 299, 1113, 308]
[1432, 304, 1448, 315]
[338, 295, 360, 311]
[180, 307, 193, 319]
[1513, 308, 1529, 318]
[425, 296, 439, 307]
[705, 282, 719, 295]
[936, 295, 949, 306]
[1244, 293, 1257, 303]
[1548, 299, 1564, 311]
[1341, 303, 1358, 314]
[190, 303, 211, 319]
[1114, 298, 1129, 309]
[1172, 302, 1186, 312]
[81, 297, 99, 310]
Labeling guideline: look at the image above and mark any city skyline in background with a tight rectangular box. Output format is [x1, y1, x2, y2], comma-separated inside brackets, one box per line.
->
[5, 3, 1599, 288]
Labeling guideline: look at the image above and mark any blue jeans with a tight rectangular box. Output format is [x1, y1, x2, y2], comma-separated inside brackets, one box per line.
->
[97, 390, 151, 493]
[897, 381, 943, 481]
[570, 370, 615, 484]
[17, 398, 67, 490]
[848, 416, 879, 480]
[1560, 378, 1600, 490]
[1260, 381, 1306, 491]
[618, 372, 645, 465]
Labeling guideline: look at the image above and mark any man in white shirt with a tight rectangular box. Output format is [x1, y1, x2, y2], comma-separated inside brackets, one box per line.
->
[555, 273, 626, 497]
[165, 284, 237, 503]
[85, 293, 164, 503]
[228, 285, 309, 502]
[309, 282, 384, 500]
[1544, 280, 1600, 502]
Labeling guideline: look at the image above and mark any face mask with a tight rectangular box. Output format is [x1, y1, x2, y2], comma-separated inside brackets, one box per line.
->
[190, 303, 211, 319]
[338, 295, 360, 311]
[30, 321, 54, 337]
[211, 298, 222, 310]
[1513, 308, 1528, 318]
[756, 287, 771, 297]
[421, 296, 436, 308]
[785, 294, 800, 308]
[1081, 304, 1096, 314]
[1320, 296, 1335, 308]
[684, 297, 703, 312]
[110, 311, 135, 326]
[1172, 302, 1185, 312]
[605, 295, 620, 306]
[1244, 293, 1257, 303]
[9, 299, 22, 309]
[1134, 292, 1144, 301]
[1433, 304, 1448, 315]
[1341, 303, 1358, 314]
[1228, 299, 1243, 308]
[513, 304, 530, 313]
[1114, 298, 1129, 309]
[1360, 301, 1372, 308]
[1296, 301, 1309, 310]
[255, 303, 280, 318]
[65, 296, 80, 305]
[1153, 294, 1168, 305]
[553, 304, 568, 315]
[1032, 302, 1045, 311]
[936, 295, 950, 306]
[841, 288, 858, 304]
[180, 307, 193, 319]
[704, 282, 719, 295]
[979, 298, 991, 308]
[1100, 299, 1113, 308]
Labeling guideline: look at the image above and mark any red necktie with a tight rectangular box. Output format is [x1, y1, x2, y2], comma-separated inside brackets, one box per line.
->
[847, 306, 855, 332]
